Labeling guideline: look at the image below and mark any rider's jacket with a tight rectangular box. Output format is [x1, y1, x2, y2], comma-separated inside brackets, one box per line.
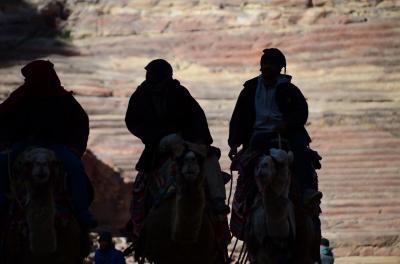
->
[0, 61, 89, 157]
[125, 79, 213, 172]
[228, 75, 311, 150]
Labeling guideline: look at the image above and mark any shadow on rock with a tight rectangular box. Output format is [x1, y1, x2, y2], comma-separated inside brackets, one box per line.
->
[0, 0, 78, 67]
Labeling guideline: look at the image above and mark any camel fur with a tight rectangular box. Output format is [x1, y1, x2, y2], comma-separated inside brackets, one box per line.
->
[138, 134, 222, 264]
[2, 147, 82, 264]
[247, 148, 296, 263]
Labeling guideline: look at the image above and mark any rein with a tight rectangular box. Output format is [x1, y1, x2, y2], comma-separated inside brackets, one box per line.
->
[227, 168, 234, 209]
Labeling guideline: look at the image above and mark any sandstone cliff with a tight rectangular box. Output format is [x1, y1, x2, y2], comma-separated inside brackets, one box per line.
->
[1, 0, 399, 261]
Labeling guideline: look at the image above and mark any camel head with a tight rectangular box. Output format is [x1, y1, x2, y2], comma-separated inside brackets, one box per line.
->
[26, 148, 56, 185]
[174, 149, 204, 198]
[171, 147, 205, 245]
[12, 147, 61, 254]
[252, 148, 295, 246]
[179, 151, 201, 183]
[159, 134, 203, 187]
[254, 148, 293, 197]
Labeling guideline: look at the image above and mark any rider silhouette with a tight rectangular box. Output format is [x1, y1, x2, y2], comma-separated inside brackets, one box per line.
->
[228, 49, 322, 250]
[229, 48, 318, 193]
[125, 59, 229, 240]
[0, 60, 96, 228]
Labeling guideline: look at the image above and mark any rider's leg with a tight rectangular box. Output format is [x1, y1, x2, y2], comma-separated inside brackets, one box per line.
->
[292, 144, 322, 263]
[49, 144, 96, 228]
[202, 152, 230, 215]
[291, 145, 316, 192]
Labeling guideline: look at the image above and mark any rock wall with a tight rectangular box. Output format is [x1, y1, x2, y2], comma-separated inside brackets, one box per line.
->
[1, 0, 400, 260]
[82, 150, 131, 228]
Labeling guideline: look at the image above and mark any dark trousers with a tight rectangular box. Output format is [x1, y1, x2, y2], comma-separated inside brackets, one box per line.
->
[291, 144, 317, 192]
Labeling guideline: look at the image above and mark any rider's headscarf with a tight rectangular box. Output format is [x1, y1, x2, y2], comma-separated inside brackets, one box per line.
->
[0, 60, 69, 118]
[20, 60, 69, 96]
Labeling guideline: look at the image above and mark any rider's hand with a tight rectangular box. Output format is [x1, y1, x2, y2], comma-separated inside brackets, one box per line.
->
[228, 147, 237, 161]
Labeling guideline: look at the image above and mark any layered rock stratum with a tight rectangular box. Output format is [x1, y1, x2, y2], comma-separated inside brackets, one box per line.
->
[1, 0, 399, 262]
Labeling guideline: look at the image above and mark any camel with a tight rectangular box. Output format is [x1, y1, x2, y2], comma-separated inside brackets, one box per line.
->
[135, 134, 225, 264]
[1, 147, 82, 264]
[245, 148, 296, 264]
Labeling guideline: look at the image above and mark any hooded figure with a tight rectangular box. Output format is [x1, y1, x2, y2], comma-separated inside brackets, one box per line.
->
[320, 238, 334, 264]
[0, 60, 88, 155]
[95, 232, 126, 264]
[0, 60, 95, 228]
[125, 59, 213, 172]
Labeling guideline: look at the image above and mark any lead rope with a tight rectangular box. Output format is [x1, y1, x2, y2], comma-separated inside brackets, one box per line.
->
[227, 168, 234, 208]
[244, 253, 249, 263]
[235, 242, 246, 264]
[240, 248, 248, 264]
[227, 167, 236, 262]
[229, 237, 239, 261]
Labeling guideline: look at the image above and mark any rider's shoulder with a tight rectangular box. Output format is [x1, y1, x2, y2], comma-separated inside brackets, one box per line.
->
[65, 90, 75, 97]
[239, 77, 258, 97]
[243, 77, 258, 89]
[277, 82, 303, 96]
[64, 91, 80, 102]
[279, 81, 298, 89]
[172, 80, 193, 97]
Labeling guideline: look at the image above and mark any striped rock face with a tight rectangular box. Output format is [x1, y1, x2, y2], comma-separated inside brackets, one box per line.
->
[1, 1, 399, 261]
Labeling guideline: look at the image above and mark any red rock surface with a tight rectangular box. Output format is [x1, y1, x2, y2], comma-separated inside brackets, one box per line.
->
[1, 0, 400, 261]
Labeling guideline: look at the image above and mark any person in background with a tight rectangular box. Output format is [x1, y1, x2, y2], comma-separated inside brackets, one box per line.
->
[95, 232, 126, 264]
[320, 237, 334, 264]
